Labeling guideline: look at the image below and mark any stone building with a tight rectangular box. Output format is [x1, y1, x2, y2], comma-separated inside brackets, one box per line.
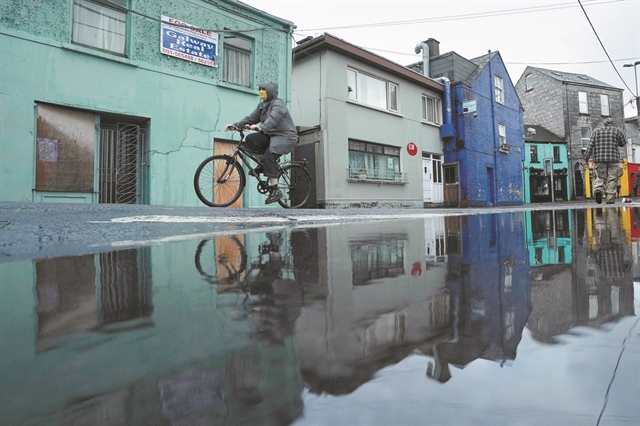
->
[515, 67, 625, 199]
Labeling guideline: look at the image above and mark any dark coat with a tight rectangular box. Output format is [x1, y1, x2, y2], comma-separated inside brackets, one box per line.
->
[234, 81, 298, 155]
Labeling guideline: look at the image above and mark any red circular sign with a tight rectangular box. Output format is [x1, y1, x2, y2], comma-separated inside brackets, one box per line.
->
[407, 142, 417, 156]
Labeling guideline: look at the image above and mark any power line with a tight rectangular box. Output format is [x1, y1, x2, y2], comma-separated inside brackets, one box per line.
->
[576, 0, 636, 95]
[297, 0, 622, 31]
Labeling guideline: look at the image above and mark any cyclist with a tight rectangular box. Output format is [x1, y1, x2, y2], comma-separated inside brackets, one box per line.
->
[225, 82, 298, 204]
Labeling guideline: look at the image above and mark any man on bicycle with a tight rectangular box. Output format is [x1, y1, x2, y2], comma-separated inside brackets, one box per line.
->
[225, 81, 298, 204]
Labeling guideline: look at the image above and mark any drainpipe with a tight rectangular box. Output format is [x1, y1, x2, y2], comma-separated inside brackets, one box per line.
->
[414, 42, 430, 77]
[488, 50, 499, 206]
[437, 77, 455, 139]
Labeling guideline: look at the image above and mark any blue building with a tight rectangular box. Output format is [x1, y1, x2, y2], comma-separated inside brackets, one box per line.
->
[410, 40, 525, 207]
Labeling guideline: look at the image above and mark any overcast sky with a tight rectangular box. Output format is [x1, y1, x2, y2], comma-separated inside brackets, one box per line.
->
[241, 0, 640, 118]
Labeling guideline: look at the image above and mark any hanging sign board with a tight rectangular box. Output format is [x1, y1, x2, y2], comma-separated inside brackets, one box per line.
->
[161, 16, 218, 67]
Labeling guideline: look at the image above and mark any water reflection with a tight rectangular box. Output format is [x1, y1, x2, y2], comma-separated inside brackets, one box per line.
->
[0, 208, 637, 424]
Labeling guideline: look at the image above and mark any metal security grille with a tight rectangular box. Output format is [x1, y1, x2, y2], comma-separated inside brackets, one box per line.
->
[99, 123, 148, 204]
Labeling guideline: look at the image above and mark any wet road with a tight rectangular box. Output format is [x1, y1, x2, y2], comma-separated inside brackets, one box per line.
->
[1, 205, 639, 425]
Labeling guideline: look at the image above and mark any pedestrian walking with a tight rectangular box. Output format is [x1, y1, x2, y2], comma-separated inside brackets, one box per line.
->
[584, 118, 626, 204]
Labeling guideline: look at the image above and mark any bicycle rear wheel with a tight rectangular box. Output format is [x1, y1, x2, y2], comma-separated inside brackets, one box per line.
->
[194, 155, 246, 207]
[277, 163, 312, 209]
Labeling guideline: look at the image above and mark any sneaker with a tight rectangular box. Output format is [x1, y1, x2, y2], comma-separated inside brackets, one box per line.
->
[249, 164, 264, 177]
[594, 190, 602, 204]
[265, 187, 283, 204]
[606, 200, 615, 205]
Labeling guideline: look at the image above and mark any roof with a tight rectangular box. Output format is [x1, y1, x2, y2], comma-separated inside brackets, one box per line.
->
[527, 66, 621, 90]
[466, 51, 500, 85]
[523, 125, 564, 143]
[292, 33, 443, 93]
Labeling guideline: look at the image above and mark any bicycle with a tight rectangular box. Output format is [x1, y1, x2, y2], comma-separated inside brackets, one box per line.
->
[194, 125, 312, 208]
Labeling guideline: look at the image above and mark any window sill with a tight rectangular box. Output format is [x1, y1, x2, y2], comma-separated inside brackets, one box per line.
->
[61, 42, 137, 67]
[346, 99, 403, 117]
[421, 120, 442, 128]
[347, 177, 408, 185]
[218, 80, 257, 95]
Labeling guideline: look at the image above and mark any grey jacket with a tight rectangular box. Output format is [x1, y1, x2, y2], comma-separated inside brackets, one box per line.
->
[234, 81, 298, 155]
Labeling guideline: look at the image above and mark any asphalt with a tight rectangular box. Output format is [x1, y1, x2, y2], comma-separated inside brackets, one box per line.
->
[1, 199, 639, 262]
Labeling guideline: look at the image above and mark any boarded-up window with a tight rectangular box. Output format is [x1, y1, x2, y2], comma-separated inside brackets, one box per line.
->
[36, 104, 96, 192]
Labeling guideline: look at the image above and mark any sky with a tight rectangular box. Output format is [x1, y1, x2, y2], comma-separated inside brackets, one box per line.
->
[241, 0, 640, 118]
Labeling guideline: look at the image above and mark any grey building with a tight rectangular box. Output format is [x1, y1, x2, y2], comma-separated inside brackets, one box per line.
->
[625, 117, 640, 163]
[515, 67, 625, 199]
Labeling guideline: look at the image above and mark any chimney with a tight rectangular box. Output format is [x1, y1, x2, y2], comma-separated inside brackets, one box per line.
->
[426, 38, 440, 58]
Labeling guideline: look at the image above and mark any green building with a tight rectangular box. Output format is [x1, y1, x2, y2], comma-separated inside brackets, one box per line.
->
[0, 0, 294, 207]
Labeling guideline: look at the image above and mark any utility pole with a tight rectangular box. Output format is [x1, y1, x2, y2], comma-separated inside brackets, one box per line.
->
[623, 60, 640, 123]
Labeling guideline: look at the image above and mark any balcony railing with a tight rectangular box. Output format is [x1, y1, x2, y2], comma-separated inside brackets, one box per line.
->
[347, 168, 408, 184]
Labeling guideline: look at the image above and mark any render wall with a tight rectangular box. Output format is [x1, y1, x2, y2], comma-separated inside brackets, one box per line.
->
[0, 0, 293, 206]
[292, 49, 443, 208]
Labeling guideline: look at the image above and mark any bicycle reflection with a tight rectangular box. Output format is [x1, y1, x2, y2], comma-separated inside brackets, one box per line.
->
[195, 230, 312, 344]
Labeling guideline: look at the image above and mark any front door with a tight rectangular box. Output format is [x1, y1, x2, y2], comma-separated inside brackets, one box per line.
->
[423, 154, 443, 203]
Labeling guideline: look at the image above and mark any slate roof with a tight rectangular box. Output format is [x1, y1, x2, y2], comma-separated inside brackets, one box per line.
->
[523, 125, 564, 143]
[529, 66, 620, 90]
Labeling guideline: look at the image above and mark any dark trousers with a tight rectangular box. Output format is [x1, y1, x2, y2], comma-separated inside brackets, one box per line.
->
[244, 133, 281, 179]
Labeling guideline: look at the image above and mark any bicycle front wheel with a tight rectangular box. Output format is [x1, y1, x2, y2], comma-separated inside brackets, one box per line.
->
[194, 155, 246, 207]
[277, 164, 312, 209]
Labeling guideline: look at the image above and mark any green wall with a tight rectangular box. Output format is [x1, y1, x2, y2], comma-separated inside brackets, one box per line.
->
[0, 0, 294, 207]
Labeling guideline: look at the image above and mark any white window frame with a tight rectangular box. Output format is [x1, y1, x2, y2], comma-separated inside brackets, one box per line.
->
[72, 0, 128, 56]
[348, 140, 401, 181]
[581, 127, 591, 150]
[579, 91, 589, 114]
[223, 34, 253, 87]
[347, 68, 399, 113]
[525, 74, 533, 91]
[494, 76, 504, 104]
[600, 94, 610, 116]
[422, 95, 442, 125]
[498, 124, 507, 146]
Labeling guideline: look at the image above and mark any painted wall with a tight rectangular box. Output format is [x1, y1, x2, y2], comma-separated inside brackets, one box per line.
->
[447, 54, 524, 207]
[523, 143, 571, 203]
[0, 0, 294, 207]
[292, 49, 443, 208]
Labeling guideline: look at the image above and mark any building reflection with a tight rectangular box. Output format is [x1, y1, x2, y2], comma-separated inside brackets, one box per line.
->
[35, 248, 153, 350]
[425, 213, 531, 382]
[526, 208, 635, 343]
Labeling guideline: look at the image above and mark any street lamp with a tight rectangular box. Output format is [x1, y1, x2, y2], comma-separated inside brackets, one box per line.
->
[623, 60, 640, 119]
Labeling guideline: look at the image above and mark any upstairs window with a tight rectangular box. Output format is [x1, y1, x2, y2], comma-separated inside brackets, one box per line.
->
[525, 74, 533, 90]
[530, 145, 539, 163]
[494, 76, 504, 104]
[73, 0, 128, 55]
[579, 91, 589, 114]
[600, 94, 609, 116]
[553, 146, 561, 162]
[348, 68, 398, 112]
[581, 127, 591, 150]
[498, 124, 507, 146]
[422, 95, 442, 125]
[223, 35, 252, 87]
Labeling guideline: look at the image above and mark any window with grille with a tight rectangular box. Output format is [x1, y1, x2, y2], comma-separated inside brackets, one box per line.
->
[348, 140, 400, 180]
[347, 68, 399, 112]
[223, 35, 252, 87]
[73, 0, 128, 55]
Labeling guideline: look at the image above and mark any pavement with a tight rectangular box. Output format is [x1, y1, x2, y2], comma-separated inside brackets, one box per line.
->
[2, 199, 640, 262]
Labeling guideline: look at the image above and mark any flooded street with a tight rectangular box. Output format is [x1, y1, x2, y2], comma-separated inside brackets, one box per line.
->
[1, 207, 638, 425]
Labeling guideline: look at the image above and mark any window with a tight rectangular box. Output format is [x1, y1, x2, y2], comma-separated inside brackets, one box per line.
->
[581, 127, 591, 150]
[223, 35, 252, 87]
[498, 124, 506, 146]
[494, 76, 504, 104]
[600, 94, 609, 116]
[579, 91, 589, 114]
[348, 140, 401, 180]
[422, 95, 442, 125]
[530, 145, 539, 162]
[347, 68, 399, 112]
[525, 74, 533, 90]
[553, 146, 561, 163]
[73, 0, 128, 55]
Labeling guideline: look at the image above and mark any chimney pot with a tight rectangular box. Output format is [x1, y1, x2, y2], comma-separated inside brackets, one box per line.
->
[426, 38, 440, 58]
